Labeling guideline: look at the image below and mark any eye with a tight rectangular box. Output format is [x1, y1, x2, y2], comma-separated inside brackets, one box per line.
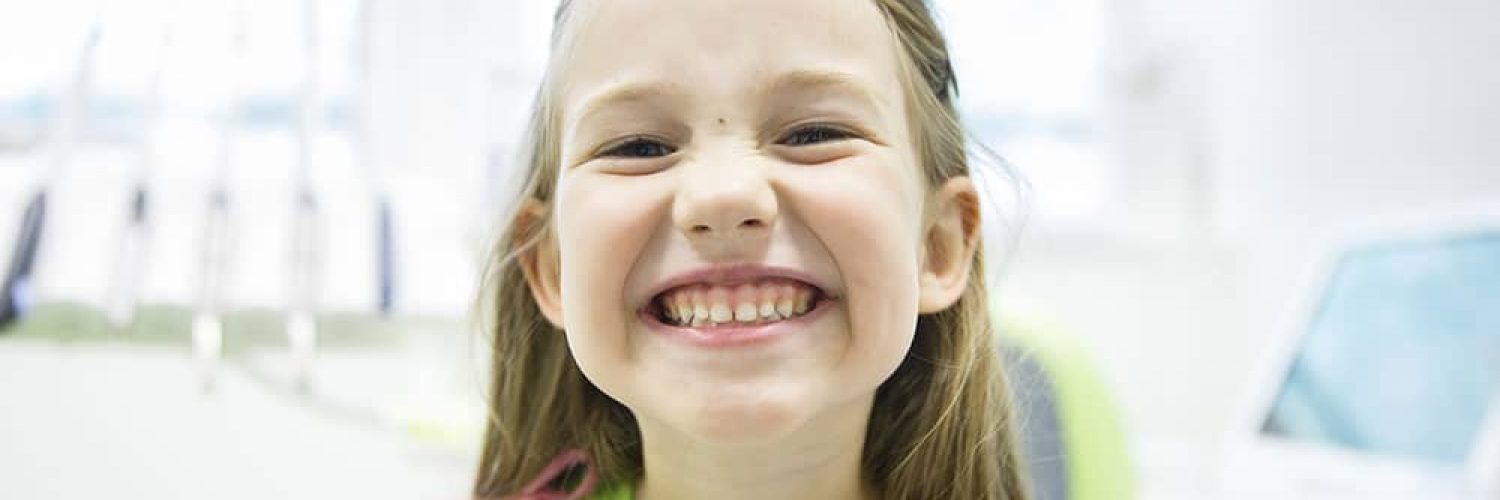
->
[600, 137, 676, 158]
[778, 124, 857, 147]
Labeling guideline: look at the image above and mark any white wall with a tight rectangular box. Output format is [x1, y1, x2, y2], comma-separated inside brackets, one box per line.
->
[1002, 0, 1500, 491]
[1202, 0, 1500, 244]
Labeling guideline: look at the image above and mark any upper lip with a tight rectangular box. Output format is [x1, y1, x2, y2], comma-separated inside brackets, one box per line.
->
[643, 264, 837, 305]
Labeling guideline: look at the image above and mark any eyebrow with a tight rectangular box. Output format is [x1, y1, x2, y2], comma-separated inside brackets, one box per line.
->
[571, 81, 687, 133]
[570, 69, 887, 129]
[752, 69, 888, 109]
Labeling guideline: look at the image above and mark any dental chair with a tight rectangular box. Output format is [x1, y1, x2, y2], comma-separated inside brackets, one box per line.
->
[998, 307, 1137, 500]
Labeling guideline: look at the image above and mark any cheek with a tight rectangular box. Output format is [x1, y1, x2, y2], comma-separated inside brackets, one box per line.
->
[553, 174, 669, 378]
[781, 153, 927, 376]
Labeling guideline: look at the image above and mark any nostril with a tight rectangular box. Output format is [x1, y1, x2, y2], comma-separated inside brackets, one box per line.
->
[686, 219, 767, 236]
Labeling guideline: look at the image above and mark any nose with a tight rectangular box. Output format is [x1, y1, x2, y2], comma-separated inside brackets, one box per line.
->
[672, 151, 778, 249]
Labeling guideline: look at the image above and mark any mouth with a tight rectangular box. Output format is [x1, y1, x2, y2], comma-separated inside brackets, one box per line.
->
[642, 278, 831, 328]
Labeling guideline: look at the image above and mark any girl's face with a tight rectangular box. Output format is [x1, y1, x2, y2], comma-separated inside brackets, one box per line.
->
[528, 0, 973, 442]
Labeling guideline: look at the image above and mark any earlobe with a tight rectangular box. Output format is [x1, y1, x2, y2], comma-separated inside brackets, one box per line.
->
[917, 177, 981, 314]
[515, 198, 566, 329]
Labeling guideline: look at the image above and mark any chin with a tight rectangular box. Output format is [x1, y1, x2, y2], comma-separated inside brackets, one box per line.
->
[681, 386, 813, 444]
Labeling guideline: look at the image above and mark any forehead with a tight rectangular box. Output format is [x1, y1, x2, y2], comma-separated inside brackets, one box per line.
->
[556, 0, 905, 117]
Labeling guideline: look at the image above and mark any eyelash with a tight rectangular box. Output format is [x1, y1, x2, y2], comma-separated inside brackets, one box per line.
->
[596, 124, 858, 159]
[600, 137, 676, 159]
[778, 124, 858, 146]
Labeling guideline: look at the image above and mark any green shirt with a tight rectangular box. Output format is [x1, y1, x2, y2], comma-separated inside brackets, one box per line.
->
[588, 482, 632, 500]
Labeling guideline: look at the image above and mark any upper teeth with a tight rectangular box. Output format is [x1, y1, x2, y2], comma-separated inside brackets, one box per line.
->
[659, 280, 816, 327]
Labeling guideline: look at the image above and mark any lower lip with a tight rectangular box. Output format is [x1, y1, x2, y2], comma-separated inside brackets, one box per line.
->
[638, 298, 836, 348]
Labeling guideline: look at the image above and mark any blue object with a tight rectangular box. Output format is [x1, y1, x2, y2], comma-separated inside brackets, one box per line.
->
[377, 200, 395, 315]
[1263, 232, 1500, 464]
[1, 191, 47, 328]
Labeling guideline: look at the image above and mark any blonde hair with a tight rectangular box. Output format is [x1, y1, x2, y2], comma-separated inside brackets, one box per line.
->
[474, 1, 1030, 498]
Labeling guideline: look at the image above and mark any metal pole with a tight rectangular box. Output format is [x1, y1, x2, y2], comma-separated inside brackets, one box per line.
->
[106, 3, 176, 332]
[287, 0, 324, 391]
[356, 0, 396, 317]
[193, 1, 246, 391]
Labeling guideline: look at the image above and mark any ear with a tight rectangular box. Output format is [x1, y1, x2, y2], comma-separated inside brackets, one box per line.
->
[917, 177, 982, 314]
[514, 198, 566, 329]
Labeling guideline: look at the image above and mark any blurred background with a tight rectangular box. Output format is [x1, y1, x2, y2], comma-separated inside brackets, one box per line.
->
[0, 0, 1496, 498]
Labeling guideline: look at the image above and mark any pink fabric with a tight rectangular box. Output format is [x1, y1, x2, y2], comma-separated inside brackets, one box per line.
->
[509, 449, 599, 500]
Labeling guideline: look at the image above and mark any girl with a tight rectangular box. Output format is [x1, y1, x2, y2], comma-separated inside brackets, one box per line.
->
[474, 0, 1030, 498]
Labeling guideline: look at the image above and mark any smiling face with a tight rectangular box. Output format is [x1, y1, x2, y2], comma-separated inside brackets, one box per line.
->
[523, 0, 969, 444]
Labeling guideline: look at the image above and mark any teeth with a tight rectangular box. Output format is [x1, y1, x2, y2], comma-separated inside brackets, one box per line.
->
[691, 289, 709, 326]
[675, 294, 692, 323]
[709, 287, 734, 323]
[656, 279, 822, 327]
[734, 285, 759, 321]
[734, 303, 758, 322]
[710, 304, 732, 323]
[775, 285, 794, 318]
[759, 286, 778, 319]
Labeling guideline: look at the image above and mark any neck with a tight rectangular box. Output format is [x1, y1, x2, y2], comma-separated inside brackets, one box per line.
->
[633, 396, 876, 500]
